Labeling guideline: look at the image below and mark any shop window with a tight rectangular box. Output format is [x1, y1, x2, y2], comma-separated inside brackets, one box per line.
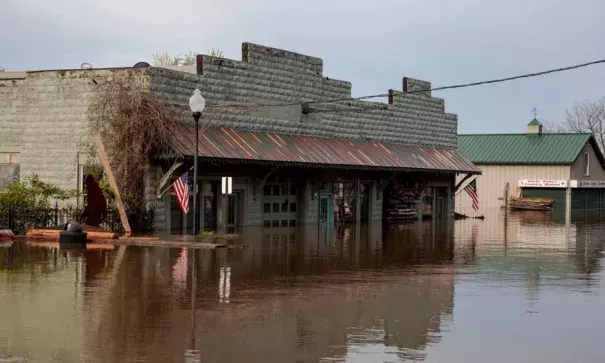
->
[290, 203, 297, 213]
[273, 203, 280, 213]
[263, 203, 271, 213]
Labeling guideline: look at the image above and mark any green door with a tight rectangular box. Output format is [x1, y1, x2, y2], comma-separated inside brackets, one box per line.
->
[319, 194, 334, 224]
[572, 189, 602, 211]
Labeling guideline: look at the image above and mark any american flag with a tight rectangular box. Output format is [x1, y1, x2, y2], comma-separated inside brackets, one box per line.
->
[172, 172, 189, 214]
[464, 179, 479, 211]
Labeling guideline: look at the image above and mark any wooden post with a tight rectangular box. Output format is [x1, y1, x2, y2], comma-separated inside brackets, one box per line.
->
[94, 134, 132, 236]
[565, 180, 572, 226]
[354, 178, 361, 225]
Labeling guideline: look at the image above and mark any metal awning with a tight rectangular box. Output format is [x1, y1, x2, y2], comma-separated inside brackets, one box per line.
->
[165, 123, 480, 174]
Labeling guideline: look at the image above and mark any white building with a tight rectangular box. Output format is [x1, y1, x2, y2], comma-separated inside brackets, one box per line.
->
[456, 119, 605, 217]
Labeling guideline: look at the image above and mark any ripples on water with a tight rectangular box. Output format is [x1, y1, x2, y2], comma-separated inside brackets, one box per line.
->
[1, 211, 605, 362]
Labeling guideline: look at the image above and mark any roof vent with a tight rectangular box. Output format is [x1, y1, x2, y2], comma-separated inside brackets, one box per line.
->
[81, 63, 93, 70]
[527, 118, 543, 135]
[133, 62, 150, 68]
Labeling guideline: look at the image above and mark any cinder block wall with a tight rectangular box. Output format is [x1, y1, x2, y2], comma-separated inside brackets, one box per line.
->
[149, 42, 458, 148]
[0, 68, 150, 192]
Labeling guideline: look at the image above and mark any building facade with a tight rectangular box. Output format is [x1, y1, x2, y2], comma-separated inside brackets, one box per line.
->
[456, 119, 605, 217]
[0, 42, 479, 233]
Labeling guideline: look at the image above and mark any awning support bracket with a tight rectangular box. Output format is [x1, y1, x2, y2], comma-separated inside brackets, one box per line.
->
[454, 173, 474, 193]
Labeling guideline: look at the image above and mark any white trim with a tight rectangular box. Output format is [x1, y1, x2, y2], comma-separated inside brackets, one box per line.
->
[583, 152, 590, 176]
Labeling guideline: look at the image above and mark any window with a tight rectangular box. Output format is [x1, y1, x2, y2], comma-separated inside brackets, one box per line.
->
[289, 219, 296, 227]
[263, 220, 271, 228]
[272, 185, 280, 196]
[272, 220, 280, 228]
[281, 220, 288, 227]
[263, 185, 271, 196]
[263, 203, 271, 213]
[282, 201, 289, 213]
[584, 152, 590, 176]
[273, 203, 280, 213]
[290, 203, 297, 213]
[290, 185, 298, 196]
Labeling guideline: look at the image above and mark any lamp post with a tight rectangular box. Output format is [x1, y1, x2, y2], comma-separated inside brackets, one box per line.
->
[189, 89, 206, 235]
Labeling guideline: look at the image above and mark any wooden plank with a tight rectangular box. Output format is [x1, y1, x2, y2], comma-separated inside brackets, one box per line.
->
[94, 134, 132, 236]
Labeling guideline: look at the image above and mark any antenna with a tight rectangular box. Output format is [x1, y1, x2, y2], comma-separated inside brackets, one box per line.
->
[531, 108, 538, 118]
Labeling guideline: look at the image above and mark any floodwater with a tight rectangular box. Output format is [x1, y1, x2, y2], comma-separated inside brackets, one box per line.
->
[1, 210, 605, 363]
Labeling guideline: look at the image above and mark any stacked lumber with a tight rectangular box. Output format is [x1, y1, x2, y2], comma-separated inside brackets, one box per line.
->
[510, 198, 554, 211]
[26, 225, 119, 240]
[385, 181, 419, 222]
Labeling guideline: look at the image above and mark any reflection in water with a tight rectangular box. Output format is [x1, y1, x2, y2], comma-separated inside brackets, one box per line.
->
[1, 212, 605, 362]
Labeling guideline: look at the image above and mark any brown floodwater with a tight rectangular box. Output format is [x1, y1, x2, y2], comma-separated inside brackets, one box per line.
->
[1, 210, 605, 363]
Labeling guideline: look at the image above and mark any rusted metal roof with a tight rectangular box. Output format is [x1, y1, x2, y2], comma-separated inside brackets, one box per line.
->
[166, 124, 480, 174]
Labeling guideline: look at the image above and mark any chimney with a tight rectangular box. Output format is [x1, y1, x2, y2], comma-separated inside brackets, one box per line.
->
[527, 118, 543, 135]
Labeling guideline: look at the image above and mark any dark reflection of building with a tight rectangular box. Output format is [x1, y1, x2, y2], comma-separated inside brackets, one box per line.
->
[75, 223, 455, 363]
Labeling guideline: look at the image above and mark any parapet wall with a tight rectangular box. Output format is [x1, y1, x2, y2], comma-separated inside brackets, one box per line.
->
[150, 42, 457, 148]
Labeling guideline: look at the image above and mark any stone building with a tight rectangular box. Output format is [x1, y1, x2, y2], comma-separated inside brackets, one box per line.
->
[0, 42, 478, 233]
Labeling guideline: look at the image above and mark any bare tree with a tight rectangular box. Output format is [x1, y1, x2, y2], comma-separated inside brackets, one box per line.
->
[541, 120, 566, 133]
[562, 98, 605, 151]
[152, 49, 224, 66]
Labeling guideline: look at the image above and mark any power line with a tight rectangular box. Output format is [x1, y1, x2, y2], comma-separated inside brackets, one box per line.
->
[205, 58, 605, 110]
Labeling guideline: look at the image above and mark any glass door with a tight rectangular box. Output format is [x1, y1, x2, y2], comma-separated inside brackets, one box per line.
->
[319, 194, 334, 224]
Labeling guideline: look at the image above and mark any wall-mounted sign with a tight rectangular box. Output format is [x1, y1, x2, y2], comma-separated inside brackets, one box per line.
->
[221, 177, 233, 195]
[519, 179, 567, 188]
[577, 180, 605, 188]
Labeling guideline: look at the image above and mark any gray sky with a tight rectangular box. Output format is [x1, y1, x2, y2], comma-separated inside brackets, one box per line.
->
[3, 0, 605, 134]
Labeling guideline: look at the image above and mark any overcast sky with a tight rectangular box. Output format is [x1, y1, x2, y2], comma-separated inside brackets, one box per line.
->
[3, 0, 605, 134]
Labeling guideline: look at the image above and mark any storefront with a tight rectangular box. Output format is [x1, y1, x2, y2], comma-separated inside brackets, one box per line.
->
[156, 126, 480, 234]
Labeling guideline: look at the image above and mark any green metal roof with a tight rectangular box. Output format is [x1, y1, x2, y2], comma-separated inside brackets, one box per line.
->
[458, 133, 593, 164]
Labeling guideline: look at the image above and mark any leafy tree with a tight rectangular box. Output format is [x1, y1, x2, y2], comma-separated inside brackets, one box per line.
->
[0, 175, 80, 233]
[0, 174, 78, 209]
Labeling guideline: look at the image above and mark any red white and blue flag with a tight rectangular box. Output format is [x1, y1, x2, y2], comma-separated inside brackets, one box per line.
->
[172, 172, 189, 214]
[464, 179, 479, 211]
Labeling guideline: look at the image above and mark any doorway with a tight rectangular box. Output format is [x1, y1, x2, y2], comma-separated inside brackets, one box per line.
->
[226, 190, 245, 233]
[434, 187, 448, 220]
[319, 194, 334, 224]
[202, 182, 218, 232]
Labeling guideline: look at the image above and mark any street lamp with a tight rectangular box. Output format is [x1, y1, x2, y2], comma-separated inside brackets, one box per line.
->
[189, 89, 206, 235]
